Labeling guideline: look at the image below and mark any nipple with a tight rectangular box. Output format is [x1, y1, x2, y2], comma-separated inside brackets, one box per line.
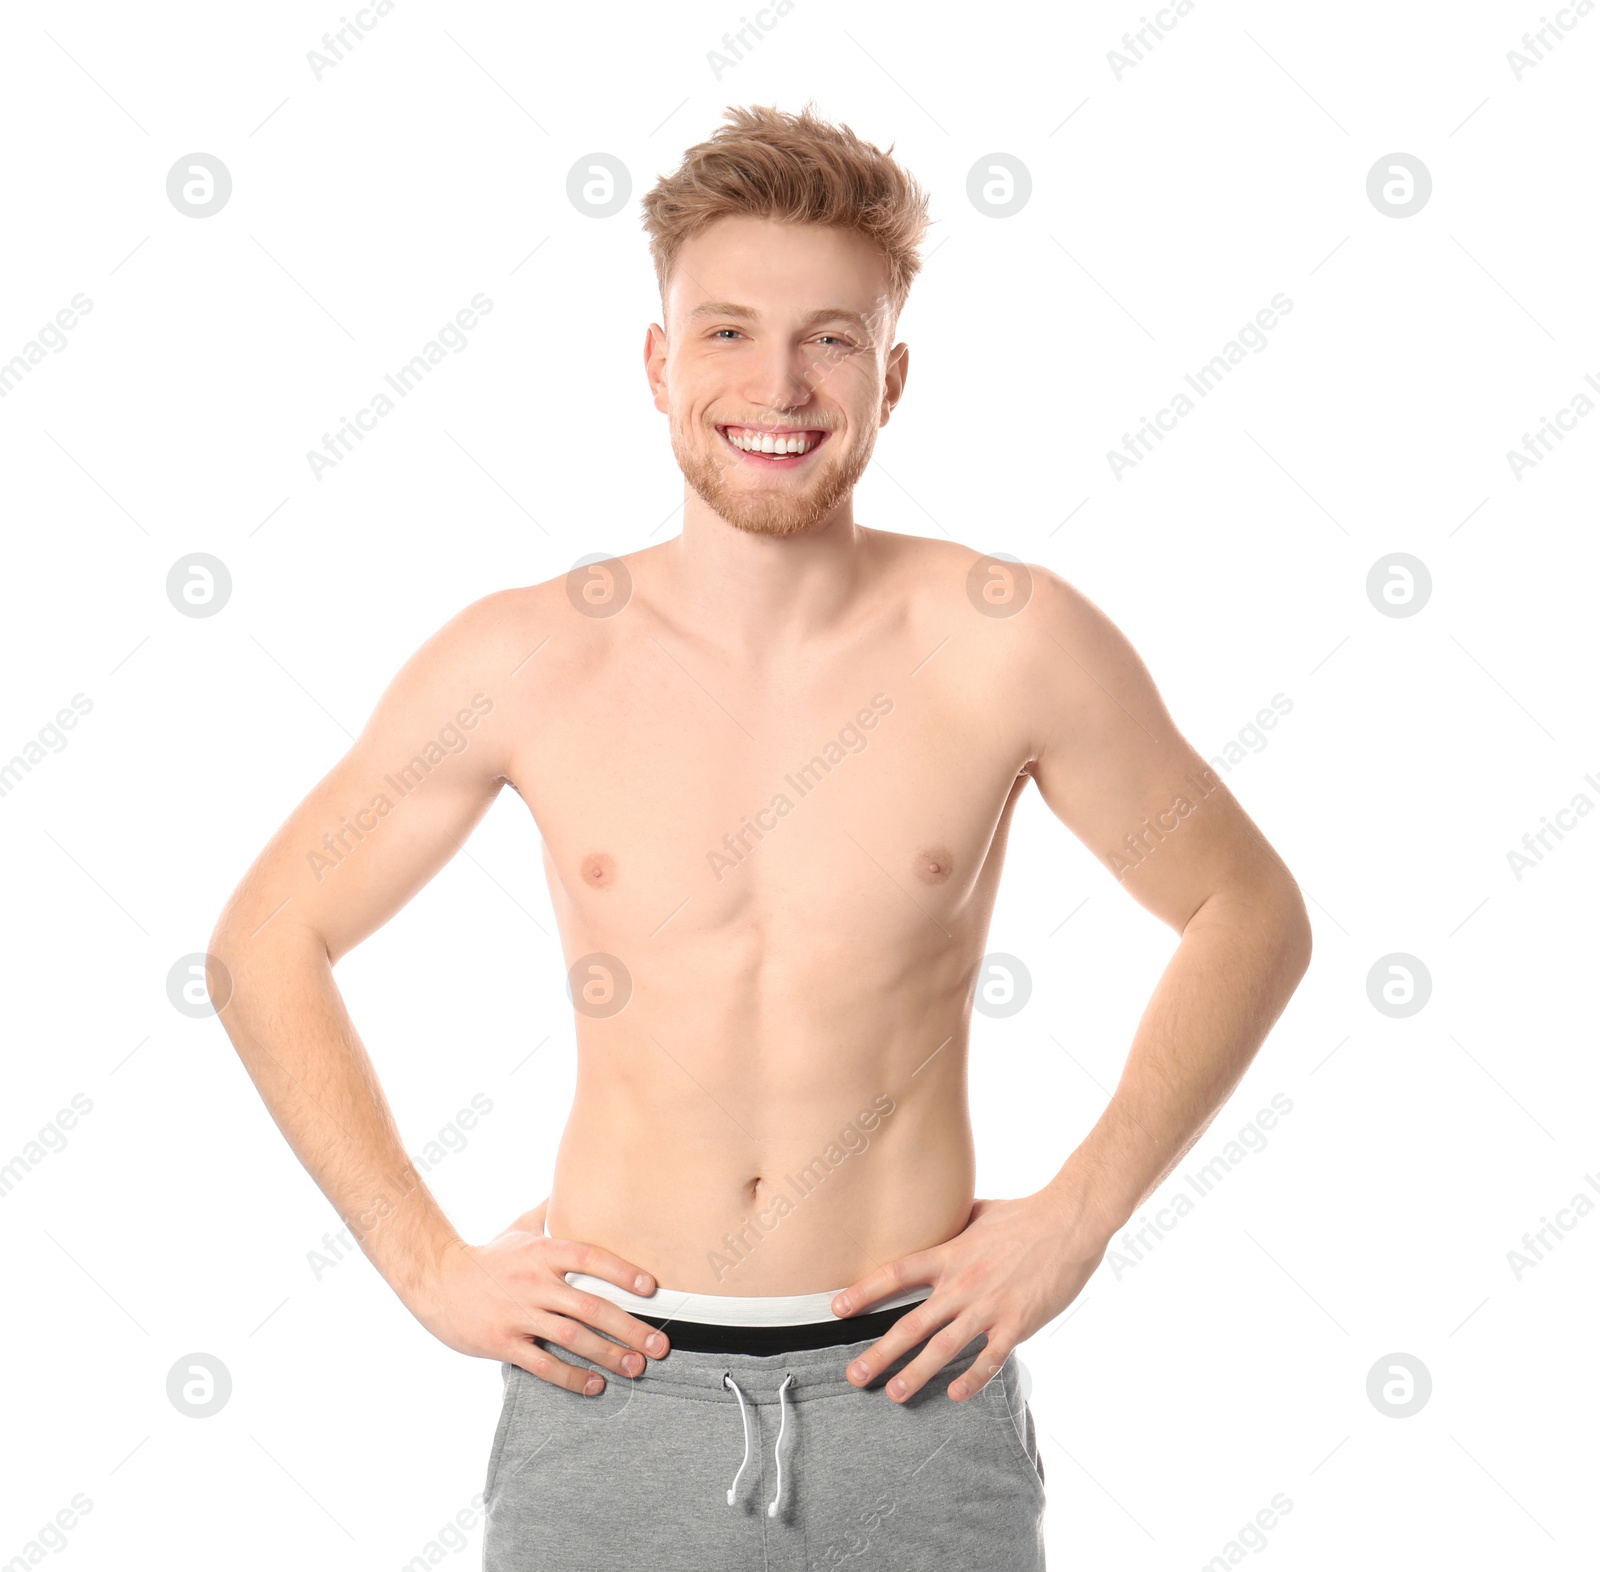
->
[914, 846, 954, 885]
[580, 852, 617, 889]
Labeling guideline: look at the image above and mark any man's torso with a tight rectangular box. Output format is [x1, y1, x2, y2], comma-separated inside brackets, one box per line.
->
[494, 529, 1042, 1294]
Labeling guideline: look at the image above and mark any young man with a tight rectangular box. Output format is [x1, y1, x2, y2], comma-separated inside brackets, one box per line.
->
[210, 104, 1311, 1569]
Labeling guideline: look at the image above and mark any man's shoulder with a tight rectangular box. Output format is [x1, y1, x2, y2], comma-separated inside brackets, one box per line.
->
[876, 534, 1154, 757]
[428, 557, 667, 699]
[420, 583, 555, 666]
[463, 544, 675, 636]
[382, 583, 573, 725]
[872, 528, 1097, 648]
[437, 566, 622, 649]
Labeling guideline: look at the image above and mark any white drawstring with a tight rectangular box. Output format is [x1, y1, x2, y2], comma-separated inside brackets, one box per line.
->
[722, 1371, 797, 1517]
[722, 1373, 754, 1505]
[767, 1373, 796, 1518]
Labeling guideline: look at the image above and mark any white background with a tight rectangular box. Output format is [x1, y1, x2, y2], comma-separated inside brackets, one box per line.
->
[2, 0, 1596, 1567]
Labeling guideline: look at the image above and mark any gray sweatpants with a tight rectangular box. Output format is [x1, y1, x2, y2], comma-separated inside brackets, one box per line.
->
[482, 1330, 1046, 1570]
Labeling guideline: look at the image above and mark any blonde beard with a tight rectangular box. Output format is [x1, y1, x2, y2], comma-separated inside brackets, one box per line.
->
[669, 417, 875, 538]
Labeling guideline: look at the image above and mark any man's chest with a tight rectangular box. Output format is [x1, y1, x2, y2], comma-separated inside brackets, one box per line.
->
[503, 633, 1033, 943]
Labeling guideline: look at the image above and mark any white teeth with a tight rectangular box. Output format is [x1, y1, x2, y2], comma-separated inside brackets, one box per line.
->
[724, 428, 819, 455]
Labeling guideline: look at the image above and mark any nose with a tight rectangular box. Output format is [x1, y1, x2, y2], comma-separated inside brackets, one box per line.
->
[740, 338, 822, 420]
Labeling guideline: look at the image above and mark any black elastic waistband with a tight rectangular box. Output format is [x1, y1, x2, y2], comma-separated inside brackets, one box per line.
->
[635, 1298, 926, 1356]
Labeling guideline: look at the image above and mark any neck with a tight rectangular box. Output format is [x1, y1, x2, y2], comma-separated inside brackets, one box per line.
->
[663, 488, 870, 652]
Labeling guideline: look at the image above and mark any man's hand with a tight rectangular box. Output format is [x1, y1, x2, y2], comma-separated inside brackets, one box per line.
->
[831, 1191, 1106, 1402]
[407, 1199, 672, 1395]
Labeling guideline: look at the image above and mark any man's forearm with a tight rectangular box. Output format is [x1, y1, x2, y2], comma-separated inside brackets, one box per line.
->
[208, 926, 463, 1300]
[1044, 878, 1313, 1246]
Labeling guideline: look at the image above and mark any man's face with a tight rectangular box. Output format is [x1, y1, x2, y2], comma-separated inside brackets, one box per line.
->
[645, 216, 908, 538]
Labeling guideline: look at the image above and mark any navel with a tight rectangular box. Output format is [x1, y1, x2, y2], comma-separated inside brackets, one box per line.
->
[580, 852, 617, 889]
[914, 846, 954, 885]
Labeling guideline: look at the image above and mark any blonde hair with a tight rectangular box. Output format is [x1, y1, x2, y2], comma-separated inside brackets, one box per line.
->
[640, 101, 932, 319]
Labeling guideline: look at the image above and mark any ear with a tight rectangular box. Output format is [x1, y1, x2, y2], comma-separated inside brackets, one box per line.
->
[644, 322, 670, 414]
[881, 340, 910, 426]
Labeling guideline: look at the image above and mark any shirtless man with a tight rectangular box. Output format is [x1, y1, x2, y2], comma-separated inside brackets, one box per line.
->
[209, 104, 1312, 1570]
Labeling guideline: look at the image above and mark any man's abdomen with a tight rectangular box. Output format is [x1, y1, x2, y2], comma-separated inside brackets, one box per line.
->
[547, 1030, 977, 1295]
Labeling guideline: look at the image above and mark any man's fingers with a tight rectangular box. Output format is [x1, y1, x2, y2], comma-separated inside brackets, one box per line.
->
[878, 1318, 986, 1404]
[946, 1342, 1011, 1401]
[548, 1237, 658, 1298]
[844, 1297, 956, 1387]
[551, 1284, 671, 1359]
[511, 1339, 607, 1396]
[831, 1250, 940, 1318]
[526, 1311, 650, 1379]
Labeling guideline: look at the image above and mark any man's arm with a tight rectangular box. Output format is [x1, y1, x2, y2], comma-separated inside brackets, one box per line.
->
[834, 567, 1313, 1401]
[207, 590, 670, 1394]
[1021, 570, 1314, 1235]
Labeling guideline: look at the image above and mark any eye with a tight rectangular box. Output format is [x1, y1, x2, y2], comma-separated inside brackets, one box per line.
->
[711, 328, 743, 340]
[814, 334, 851, 347]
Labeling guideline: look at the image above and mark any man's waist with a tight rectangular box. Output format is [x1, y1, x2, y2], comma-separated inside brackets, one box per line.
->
[564, 1265, 930, 1327]
[544, 1216, 930, 1342]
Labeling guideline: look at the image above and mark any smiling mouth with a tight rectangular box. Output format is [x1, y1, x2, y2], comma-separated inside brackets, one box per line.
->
[716, 423, 831, 466]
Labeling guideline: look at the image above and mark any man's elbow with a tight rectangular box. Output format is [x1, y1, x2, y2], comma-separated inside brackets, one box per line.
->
[205, 899, 312, 1014]
[201, 929, 230, 1017]
[205, 907, 253, 1014]
[1194, 872, 1313, 979]
[1273, 878, 1314, 981]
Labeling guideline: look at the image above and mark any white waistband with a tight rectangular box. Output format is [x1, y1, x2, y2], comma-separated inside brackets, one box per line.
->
[544, 1220, 929, 1326]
